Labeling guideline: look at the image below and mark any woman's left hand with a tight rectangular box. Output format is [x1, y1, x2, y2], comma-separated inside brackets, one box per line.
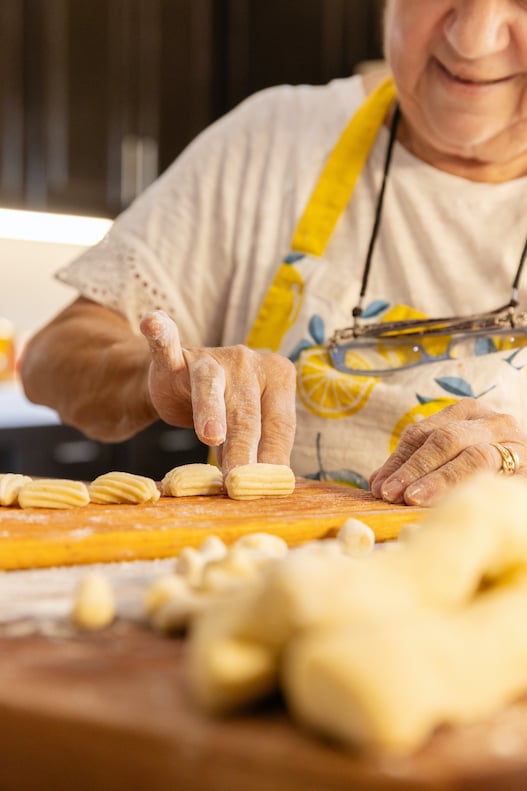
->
[369, 398, 527, 507]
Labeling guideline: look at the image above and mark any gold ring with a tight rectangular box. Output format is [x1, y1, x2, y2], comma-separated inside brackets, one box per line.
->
[493, 443, 520, 476]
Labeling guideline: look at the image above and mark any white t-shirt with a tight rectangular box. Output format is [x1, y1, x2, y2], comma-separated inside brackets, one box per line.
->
[57, 75, 527, 480]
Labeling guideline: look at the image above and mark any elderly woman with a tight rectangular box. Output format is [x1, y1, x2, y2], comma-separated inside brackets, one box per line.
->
[21, 0, 527, 506]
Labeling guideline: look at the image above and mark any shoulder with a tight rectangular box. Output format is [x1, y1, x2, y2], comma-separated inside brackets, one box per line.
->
[135, 75, 372, 210]
[167, 75, 374, 185]
[230, 74, 370, 132]
[178, 74, 370, 155]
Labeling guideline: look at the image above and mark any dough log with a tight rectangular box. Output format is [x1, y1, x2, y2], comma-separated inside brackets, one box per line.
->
[225, 463, 295, 500]
[161, 463, 223, 497]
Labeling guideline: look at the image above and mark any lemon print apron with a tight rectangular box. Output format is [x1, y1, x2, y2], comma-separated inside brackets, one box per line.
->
[247, 78, 527, 488]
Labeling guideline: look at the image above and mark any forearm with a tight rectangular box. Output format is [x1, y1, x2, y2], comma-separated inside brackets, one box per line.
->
[20, 297, 159, 442]
[22, 301, 296, 471]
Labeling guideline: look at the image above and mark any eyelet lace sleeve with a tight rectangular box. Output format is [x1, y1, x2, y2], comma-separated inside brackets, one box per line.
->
[56, 230, 176, 333]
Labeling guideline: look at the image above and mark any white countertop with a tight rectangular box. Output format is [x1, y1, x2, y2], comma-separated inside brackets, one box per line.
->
[0, 380, 60, 429]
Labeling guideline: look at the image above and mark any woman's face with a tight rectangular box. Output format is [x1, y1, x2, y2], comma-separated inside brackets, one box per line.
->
[384, 0, 527, 172]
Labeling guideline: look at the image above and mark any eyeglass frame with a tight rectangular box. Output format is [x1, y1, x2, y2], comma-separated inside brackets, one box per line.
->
[327, 302, 527, 377]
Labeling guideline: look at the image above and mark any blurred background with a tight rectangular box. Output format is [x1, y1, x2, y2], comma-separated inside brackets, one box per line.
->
[0, 0, 384, 478]
[1, 0, 384, 218]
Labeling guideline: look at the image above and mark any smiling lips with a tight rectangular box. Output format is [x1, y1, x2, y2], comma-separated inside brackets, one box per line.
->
[436, 59, 511, 86]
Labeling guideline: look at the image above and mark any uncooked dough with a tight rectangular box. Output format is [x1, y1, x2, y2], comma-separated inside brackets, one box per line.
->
[88, 471, 160, 504]
[225, 463, 295, 500]
[18, 478, 90, 509]
[161, 463, 223, 497]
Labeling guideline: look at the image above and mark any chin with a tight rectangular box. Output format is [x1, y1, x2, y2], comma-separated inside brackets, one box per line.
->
[421, 108, 507, 157]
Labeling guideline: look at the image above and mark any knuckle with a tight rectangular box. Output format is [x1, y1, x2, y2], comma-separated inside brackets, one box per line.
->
[426, 425, 461, 456]
[431, 445, 489, 492]
[263, 352, 297, 383]
[498, 412, 521, 436]
[462, 443, 493, 470]
[399, 422, 429, 451]
[226, 344, 254, 371]
[188, 352, 220, 377]
[441, 397, 478, 419]
[209, 343, 250, 368]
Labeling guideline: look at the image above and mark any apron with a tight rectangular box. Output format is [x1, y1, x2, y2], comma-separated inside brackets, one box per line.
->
[246, 77, 527, 488]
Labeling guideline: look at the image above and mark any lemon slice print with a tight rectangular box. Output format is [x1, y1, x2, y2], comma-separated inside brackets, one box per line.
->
[247, 263, 304, 351]
[296, 346, 378, 419]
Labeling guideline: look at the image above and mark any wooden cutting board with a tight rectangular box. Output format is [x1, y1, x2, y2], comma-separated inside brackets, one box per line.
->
[0, 624, 526, 791]
[0, 479, 425, 570]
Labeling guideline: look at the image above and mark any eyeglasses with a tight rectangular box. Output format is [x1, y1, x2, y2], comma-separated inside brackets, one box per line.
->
[328, 303, 527, 376]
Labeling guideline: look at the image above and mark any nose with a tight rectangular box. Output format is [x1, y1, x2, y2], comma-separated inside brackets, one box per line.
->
[444, 0, 511, 59]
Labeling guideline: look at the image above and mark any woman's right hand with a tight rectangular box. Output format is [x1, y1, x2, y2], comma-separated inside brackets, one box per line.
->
[140, 310, 297, 474]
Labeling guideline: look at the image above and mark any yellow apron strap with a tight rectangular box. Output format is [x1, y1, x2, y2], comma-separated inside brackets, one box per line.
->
[292, 75, 396, 256]
[247, 76, 396, 351]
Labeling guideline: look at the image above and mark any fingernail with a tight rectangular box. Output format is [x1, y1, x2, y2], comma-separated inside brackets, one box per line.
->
[381, 479, 404, 502]
[202, 419, 225, 444]
[370, 476, 384, 497]
[404, 482, 425, 505]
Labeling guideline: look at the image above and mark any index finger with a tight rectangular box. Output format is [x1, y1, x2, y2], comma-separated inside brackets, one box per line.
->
[186, 352, 227, 446]
[140, 310, 185, 370]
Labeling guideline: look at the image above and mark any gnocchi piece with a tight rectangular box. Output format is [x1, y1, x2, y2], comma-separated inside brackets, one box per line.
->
[397, 522, 423, 543]
[161, 463, 223, 497]
[186, 472, 527, 743]
[200, 547, 276, 594]
[199, 535, 228, 561]
[144, 574, 191, 617]
[145, 568, 205, 633]
[233, 532, 288, 557]
[150, 591, 208, 634]
[294, 538, 345, 559]
[337, 518, 375, 557]
[71, 573, 115, 630]
[18, 478, 90, 509]
[174, 535, 228, 589]
[190, 635, 278, 713]
[175, 547, 209, 588]
[283, 574, 527, 754]
[225, 463, 295, 500]
[88, 471, 160, 504]
[0, 473, 32, 506]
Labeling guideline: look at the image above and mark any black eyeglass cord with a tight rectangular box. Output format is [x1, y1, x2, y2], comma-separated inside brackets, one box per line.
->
[352, 101, 527, 325]
[352, 102, 401, 326]
[513, 235, 527, 306]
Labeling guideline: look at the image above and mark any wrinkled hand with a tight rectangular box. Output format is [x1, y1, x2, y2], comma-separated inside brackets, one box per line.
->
[140, 310, 297, 474]
[369, 398, 527, 507]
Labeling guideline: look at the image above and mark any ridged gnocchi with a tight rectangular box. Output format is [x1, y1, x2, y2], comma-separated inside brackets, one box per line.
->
[0, 473, 32, 506]
[18, 478, 90, 509]
[88, 471, 160, 504]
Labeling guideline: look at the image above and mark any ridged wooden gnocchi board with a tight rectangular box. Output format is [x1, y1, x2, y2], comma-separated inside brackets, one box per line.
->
[0, 478, 425, 570]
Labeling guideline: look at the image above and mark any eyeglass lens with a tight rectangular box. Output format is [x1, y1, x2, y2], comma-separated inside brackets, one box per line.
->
[329, 327, 527, 376]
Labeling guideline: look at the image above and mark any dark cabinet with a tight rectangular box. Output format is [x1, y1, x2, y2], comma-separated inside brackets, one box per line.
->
[0, 0, 219, 217]
[0, 421, 208, 480]
[0, 0, 383, 218]
[0, 1, 25, 208]
[223, 0, 384, 110]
